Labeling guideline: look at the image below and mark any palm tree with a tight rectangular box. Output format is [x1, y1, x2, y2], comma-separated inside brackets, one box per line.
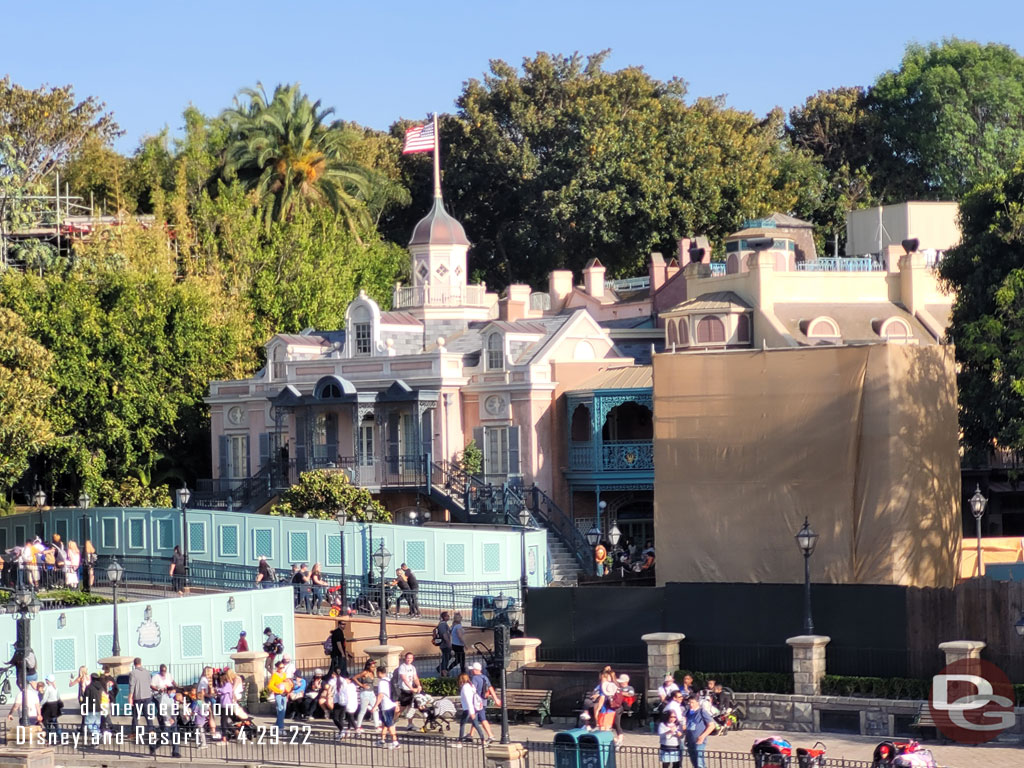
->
[221, 84, 373, 233]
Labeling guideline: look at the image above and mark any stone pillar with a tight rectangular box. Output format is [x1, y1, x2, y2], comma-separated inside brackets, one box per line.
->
[484, 741, 528, 768]
[938, 640, 986, 666]
[0, 746, 55, 765]
[364, 644, 404, 672]
[97, 656, 135, 677]
[642, 633, 685, 685]
[506, 638, 541, 688]
[786, 635, 831, 696]
[231, 651, 269, 709]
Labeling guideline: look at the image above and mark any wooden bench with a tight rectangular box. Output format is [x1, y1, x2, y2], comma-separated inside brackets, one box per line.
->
[910, 702, 940, 740]
[487, 688, 553, 725]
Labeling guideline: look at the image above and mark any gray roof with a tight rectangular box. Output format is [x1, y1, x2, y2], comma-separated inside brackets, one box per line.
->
[773, 302, 935, 345]
[428, 314, 574, 364]
[380, 311, 423, 326]
[409, 197, 470, 246]
[666, 291, 752, 313]
[768, 212, 814, 228]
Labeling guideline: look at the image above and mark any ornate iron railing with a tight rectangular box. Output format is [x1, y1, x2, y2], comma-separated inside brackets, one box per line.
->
[607, 275, 651, 292]
[568, 442, 595, 470]
[795, 257, 882, 272]
[709, 262, 727, 275]
[600, 440, 654, 471]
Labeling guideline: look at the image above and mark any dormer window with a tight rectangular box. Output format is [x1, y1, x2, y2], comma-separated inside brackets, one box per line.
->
[354, 322, 372, 355]
[877, 317, 913, 343]
[487, 333, 504, 370]
[805, 316, 841, 345]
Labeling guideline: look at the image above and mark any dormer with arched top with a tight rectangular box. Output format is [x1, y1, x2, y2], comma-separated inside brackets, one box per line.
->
[343, 291, 383, 358]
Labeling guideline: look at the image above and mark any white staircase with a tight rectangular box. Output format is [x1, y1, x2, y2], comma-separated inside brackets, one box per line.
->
[545, 528, 583, 585]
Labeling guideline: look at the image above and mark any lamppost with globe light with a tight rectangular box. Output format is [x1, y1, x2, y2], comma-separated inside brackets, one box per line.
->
[107, 557, 124, 655]
[518, 504, 530, 597]
[481, 592, 520, 744]
[795, 518, 819, 635]
[608, 521, 622, 576]
[586, 524, 603, 576]
[1015, 613, 1024, 640]
[372, 542, 391, 645]
[969, 485, 988, 578]
[178, 485, 192, 589]
[5, 566, 41, 727]
[34, 488, 46, 539]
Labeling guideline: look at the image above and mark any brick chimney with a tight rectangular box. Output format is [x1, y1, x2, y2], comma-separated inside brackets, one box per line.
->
[649, 252, 667, 292]
[548, 270, 574, 312]
[666, 258, 680, 282]
[583, 258, 606, 299]
[499, 284, 532, 321]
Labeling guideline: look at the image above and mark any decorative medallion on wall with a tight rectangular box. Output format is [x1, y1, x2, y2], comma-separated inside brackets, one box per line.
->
[137, 604, 161, 648]
[485, 395, 505, 416]
[227, 406, 244, 426]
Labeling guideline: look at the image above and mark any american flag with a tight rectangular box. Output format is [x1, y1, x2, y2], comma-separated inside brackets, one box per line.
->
[402, 121, 435, 154]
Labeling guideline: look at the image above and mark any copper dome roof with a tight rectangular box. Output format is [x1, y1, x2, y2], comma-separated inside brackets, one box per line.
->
[409, 197, 470, 247]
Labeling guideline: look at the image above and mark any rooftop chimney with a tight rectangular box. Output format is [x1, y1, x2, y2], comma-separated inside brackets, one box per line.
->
[649, 252, 667, 292]
[548, 270, 574, 312]
[583, 258, 606, 299]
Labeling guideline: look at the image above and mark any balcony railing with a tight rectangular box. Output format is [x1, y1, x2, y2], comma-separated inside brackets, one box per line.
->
[392, 284, 488, 308]
[795, 258, 883, 272]
[709, 262, 727, 275]
[529, 292, 551, 310]
[568, 440, 653, 471]
[607, 275, 651, 292]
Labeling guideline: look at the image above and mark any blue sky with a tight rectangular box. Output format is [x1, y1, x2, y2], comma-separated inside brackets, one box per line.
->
[4, 0, 1024, 152]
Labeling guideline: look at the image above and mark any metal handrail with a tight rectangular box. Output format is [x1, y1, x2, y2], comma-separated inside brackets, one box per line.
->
[525, 485, 591, 571]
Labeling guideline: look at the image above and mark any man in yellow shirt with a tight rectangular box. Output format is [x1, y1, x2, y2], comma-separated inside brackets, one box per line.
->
[267, 661, 292, 730]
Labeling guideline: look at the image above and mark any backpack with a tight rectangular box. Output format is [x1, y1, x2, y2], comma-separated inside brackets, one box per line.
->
[323, 634, 334, 655]
[390, 667, 403, 700]
[431, 626, 442, 646]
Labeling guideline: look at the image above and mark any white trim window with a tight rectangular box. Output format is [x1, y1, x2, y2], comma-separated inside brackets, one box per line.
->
[486, 333, 504, 370]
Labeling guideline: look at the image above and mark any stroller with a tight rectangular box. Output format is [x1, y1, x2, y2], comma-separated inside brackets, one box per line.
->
[350, 588, 380, 616]
[796, 742, 827, 768]
[700, 687, 741, 735]
[413, 693, 457, 733]
[224, 706, 257, 741]
[872, 741, 937, 768]
[752, 736, 793, 768]
[326, 585, 353, 617]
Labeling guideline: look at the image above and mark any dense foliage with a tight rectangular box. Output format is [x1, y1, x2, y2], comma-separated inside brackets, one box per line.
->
[270, 470, 391, 522]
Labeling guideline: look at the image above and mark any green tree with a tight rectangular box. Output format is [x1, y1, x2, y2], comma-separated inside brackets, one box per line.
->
[389, 52, 794, 288]
[868, 40, 1024, 201]
[939, 167, 1024, 463]
[0, 78, 119, 260]
[0, 308, 54, 491]
[270, 469, 390, 521]
[220, 84, 373, 233]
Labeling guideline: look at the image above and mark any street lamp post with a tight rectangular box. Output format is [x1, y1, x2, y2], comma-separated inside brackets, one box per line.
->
[335, 508, 348, 609]
[969, 485, 988, 578]
[586, 525, 602, 577]
[518, 505, 530, 628]
[597, 500, 607, 535]
[795, 518, 819, 635]
[34, 488, 46, 539]
[481, 593, 519, 744]
[107, 557, 124, 655]
[1015, 613, 1024, 639]
[6, 566, 41, 728]
[608, 522, 622, 576]
[179, 485, 191, 589]
[372, 542, 391, 645]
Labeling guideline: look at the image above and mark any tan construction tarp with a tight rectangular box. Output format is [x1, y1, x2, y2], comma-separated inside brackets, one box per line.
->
[653, 344, 961, 588]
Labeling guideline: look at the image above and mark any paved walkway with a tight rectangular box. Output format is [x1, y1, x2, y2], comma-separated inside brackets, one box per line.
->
[245, 711, 1022, 768]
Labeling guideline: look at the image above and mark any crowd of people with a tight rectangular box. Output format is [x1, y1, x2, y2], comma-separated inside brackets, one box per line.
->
[654, 674, 735, 768]
[1, 535, 98, 590]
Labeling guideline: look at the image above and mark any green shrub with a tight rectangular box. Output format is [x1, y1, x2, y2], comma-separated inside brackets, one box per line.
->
[421, 677, 459, 697]
[673, 669, 793, 695]
[820, 675, 930, 700]
[39, 589, 109, 606]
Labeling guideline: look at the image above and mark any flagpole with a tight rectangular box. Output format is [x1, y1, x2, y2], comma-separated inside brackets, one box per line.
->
[432, 112, 441, 199]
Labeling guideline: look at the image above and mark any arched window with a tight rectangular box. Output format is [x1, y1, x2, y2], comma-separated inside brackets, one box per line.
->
[574, 340, 596, 361]
[879, 317, 912, 342]
[678, 319, 689, 346]
[726, 254, 740, 274]
[320, 383, 342, 399]
[775, 252, 790, 272]
[667, 321, 679, 347]
[571, 404, 591, 442]
[602, 402, 653, 441]
[806, 316, 841, 343]
[696, 316, 726, 344]
[351, 305, 372, 355]
[487, 333, 504, 370]
[737, 314, 752, 344]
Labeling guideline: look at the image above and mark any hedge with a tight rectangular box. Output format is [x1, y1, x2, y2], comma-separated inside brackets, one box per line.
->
[820, 675, 930, 700]
[421, 677, 459, 697]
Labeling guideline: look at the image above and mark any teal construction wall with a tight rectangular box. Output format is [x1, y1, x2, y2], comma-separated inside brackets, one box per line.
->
[0, 508, 548, 586]
[0, 587, 294, 682]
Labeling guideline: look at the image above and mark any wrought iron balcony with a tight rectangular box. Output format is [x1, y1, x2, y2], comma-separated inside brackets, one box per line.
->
[568, 440, 653, 472]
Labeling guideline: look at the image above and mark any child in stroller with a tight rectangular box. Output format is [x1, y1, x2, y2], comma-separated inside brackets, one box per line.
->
[700, 682, 741, 735]
[411, 692, 457, 733]
[326, 585, 355, 617]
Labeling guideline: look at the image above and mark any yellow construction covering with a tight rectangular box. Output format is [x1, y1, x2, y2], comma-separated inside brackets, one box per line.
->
[959, 537, 1024, 580]
[653, 344, 961, 588]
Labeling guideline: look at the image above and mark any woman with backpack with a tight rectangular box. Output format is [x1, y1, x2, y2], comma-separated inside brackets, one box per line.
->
[433, 612, 452, 677]
[455, 673, 487, 745]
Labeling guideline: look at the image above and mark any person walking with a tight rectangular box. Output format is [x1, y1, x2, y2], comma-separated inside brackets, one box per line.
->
[310, 563, 328, 614]
[39, 676, 61, 733]
[82, 540, 97, 592]
[353, 660, 378, 732]
[434, 612, 453, 677]
[128, 657, 155, 736]
[401, 564, 420, 617]
[7, 678, 41, 728]
[263, 627, 283, 673]
[256, 556, 275, 588]
[371, 666, 399, 749]
[217, 671, 235, 740]
[65, 541, 80, 589]
[329, 620, 348, 676]
[683, 694, 715, 768]
[150, 685, 182, 758]
[80, 673, 104, 737]
[455, 673, 487, 745]
[396, 652, 421, 731]
[469, 662, 497, 742]
[391, 569, 412, 616]
[267, 660, 291, 731]
[449, 613, 467, 674]
[659, 710, 684, 768]
[170, 545, 186, 595]
[232, 631, 249, 652]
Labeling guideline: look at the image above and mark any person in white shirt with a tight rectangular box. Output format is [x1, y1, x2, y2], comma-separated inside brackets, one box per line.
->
[371, 667, 398, 749]
[150, 664, 175, 697]
[282, 655, 296, 679]
[396, 652, 421, 730]
[455, 673, 486, 745]
[658, 675, 680, 704]
[664, 689, 685, 723]
[658, 710, 683, 768]
[39, 675, 62, 733]
[7, 682, 42, 727]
